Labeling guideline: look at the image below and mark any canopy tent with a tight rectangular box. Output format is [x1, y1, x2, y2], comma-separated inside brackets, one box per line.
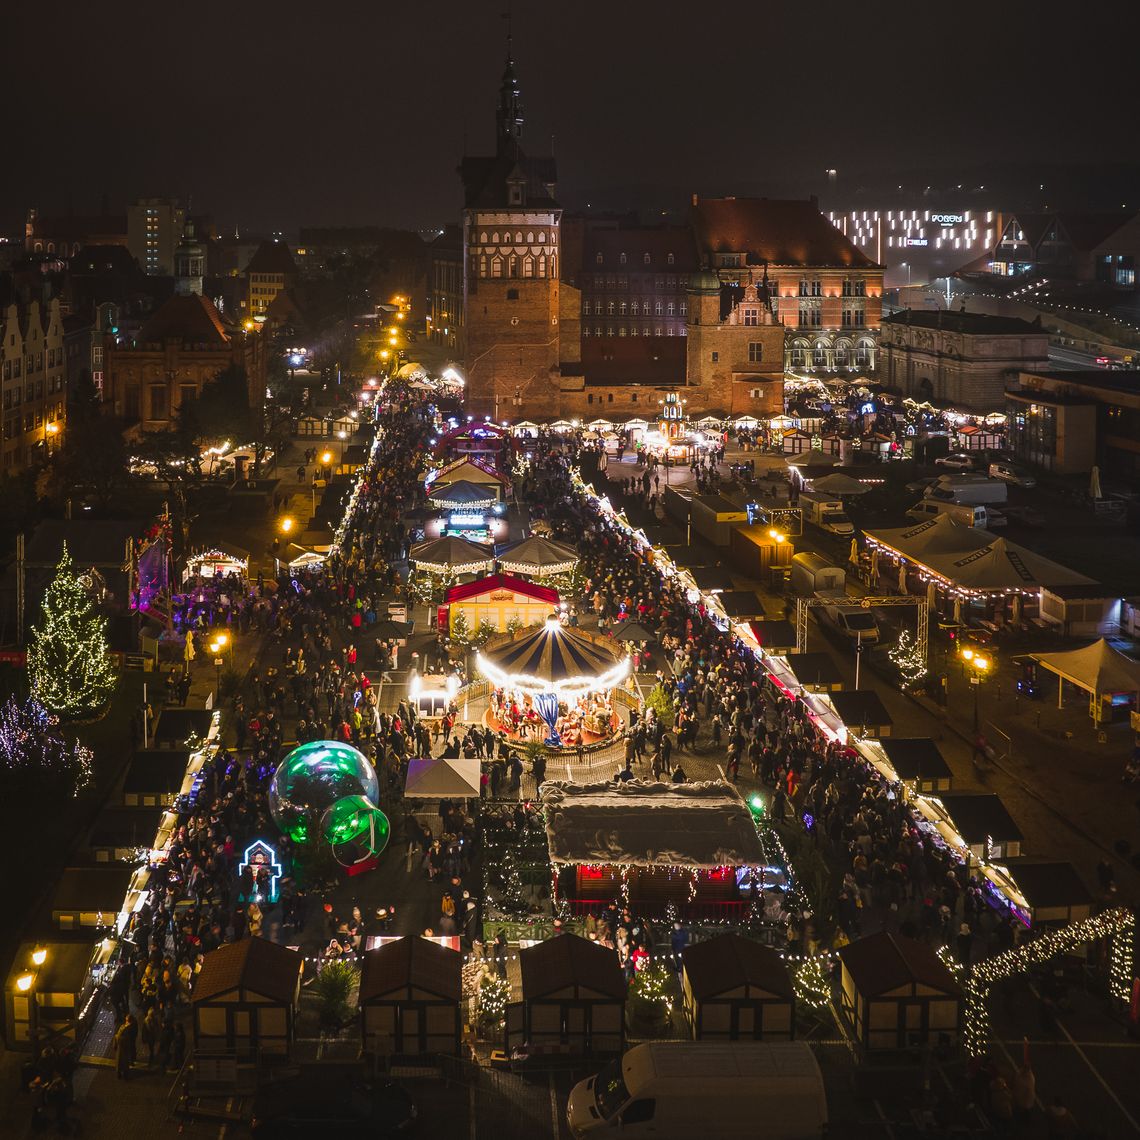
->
[282, 543, 327, 570]
[541, 779, 767, 868]
[1031, 639, 1140, 717]
[183, 543, 249, 582]
[404, 757, 482, 799]
[426, 456, 509, 492]
[587, 417, 615, 431]
[496, 535, 579, 578]
[810, 472, 870, 496]
[427, 479, 499, 509]
[784, 451, 840, 470]
[476, 620, 629, 695]
[510, 420, 541, 436]
[612, 619, 659, 643]
[695, 414, 725, 429]
[409, 536, 494, 574]
[732, 415, 760, 428]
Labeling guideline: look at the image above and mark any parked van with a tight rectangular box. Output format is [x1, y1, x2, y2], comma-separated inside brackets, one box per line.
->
[815, 588, 880, 644]
[926, 474, 1008, 506]
[567, 1041, 827, 1139]
[907, 500, 989, 528]
[798, 490, 855, 536]
[791, 551, 846, 596]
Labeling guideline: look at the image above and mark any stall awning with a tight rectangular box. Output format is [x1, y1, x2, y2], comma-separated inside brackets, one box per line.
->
[1031, 639, 1140, 699]
[404, 757, 482, 799]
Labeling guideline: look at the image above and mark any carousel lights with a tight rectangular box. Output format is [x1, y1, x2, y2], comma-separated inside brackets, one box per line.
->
[474, 649, 631, 697]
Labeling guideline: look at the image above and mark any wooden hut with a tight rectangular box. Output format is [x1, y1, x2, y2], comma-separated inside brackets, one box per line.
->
[506, 934, 625, 1056]
[152, 708, 216, 749]
[191, 937, 303, 1058]
[86, 807, 164, 863]
[838, 932, 962, 1051]
[682, 934, 795, 1040]
[121, 750, 189, 807]
[359, 937, 462, 1057]
[935, 793, 1023, 862]
[50, 866, 135, 933]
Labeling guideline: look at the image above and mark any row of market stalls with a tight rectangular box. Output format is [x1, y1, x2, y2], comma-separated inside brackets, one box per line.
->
[4, 708, 221, 1048]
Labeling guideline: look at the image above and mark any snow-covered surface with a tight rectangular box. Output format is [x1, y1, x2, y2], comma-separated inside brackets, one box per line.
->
[541, 779, 766, 868]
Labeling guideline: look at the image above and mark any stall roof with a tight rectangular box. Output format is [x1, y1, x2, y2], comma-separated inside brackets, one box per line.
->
[445, 573, 558, 606]
[496, 536, 579, 573]
[8, 939, 96, 994]
[810, 472, 870, 496]
[542, 779, 767, 868]
[936, 793, 1023, 845]
[404, 757, 482, 799]
[1003, 861, 1092, 911]
[716, 591, 767, 619]
[87, 807, 164, 849]
[520, 933, 625, 1001]
[682, 934, 793, 1001]
[359, 936, 462, 1003]
[50, 865, 135, 913]
[878, 739, 953, 784]
[783, 653, 844, 687]
[690, 566, 735, 592]
[746, 620, 798, 649]
[826, 690, 893, 728]
[1031, 639, 1140, 699]
[122, 751, 190, 794]
[839, 932, 962, 998]
[193, 937, 303, 1004]
[152, 709, 215, 747]
[186, 541, 250, 564]
[428, 479, 498, 506]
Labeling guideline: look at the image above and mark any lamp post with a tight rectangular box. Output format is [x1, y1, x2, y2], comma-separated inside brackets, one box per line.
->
[960, 646, 990, 760]
[44, 420, 59, 459]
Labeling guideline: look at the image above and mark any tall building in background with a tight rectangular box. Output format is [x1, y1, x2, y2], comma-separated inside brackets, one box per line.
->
[174, 219, 206, 296]
[459, 41, 567, 419]
[0, 299, 66, 474]
[244, 240, 297, 321]
[127, 198, 186, 276]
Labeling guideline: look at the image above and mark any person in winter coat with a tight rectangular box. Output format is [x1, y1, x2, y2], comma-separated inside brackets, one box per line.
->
[114, 1013, 137, 1079]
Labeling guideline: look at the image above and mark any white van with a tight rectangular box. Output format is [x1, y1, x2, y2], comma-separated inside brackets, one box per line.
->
[907, 499, 989, 528]
[567, 1041, 828, 1139]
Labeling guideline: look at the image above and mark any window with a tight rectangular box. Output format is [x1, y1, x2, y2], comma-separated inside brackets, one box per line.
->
[811, 308, 822, 327]
[742, 308, 758, 326]
[842, 308, 854, 328]
[538, 232, 546, 243]
[654, 301, 663, 316]
[679, 302, 687, 316]
[524, 256, 535, 277]
[527, 232, 534, 243]
[607, 301, 615, 316]
[812, 280, 822, 297]
[508, 255, 517, 277]
[643, 252, 651, 265]
[608, 393, 614, 403]
[492, 232, 500, 243]
[813, 343, 828, 366]
[620, 253, 627, 265]
[479, 231, 488, 243]
[798, 308, 810, 329]
[711, 351, 719, 362]
[506, 288, 519, 300]
[666, 302, 675, 317]
[491, 257, 503, 277]
[631, 394, 638, 402]
[655, 326, 663, 337]
[748, 342, 763, 362]
[721, 254, 741, 267]
[619, 327, 626, 336]
[595, 252, 603, 265]
[587, 393, 593, 404]
[855, 310, 865, 327]
[619, 301, 627, 316]
[667, 252, 675, 265]
[538, 257, 547, 277]
[515, 231, 523, 243]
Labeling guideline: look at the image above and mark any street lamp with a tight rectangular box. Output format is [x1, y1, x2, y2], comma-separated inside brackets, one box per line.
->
[960, 647, 990, 758]
[44, 420, 59, 458]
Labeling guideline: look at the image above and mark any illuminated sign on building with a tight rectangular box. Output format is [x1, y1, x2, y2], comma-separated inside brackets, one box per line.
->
[931, 214, 964, 226]
[905, 238, 929, 247]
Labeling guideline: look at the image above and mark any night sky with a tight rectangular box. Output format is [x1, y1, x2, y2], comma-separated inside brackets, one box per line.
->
[7, 0, 1133, 236]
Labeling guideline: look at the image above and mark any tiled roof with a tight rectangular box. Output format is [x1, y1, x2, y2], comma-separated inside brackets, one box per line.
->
[682, 933, 793, 1001]
[245, 240, 297, 276]
[445, 573, 558, 605]
[192, 937, 302, 1004]
[137, 294, 228, 346]
[520, 933, 625, 1000]
[459, 151, 558, 210]
[882, 309, 1042, 336]
[692, 197, 877, 269]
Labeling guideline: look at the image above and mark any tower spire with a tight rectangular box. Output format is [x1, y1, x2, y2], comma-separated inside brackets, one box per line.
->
[496, 8, 523, 156]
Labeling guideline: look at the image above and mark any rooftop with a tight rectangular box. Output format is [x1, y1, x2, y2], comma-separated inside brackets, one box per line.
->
[839, 932, 962, 997]
[883, 309, 1044, 336]
[691, 197, 877, 269]
[359, 936, 461, 1003]
[682, 933, 793, 1001]
[193, 936, 302, 1004]
[245, 240, 297, 276]
[136, 294, 228, 346]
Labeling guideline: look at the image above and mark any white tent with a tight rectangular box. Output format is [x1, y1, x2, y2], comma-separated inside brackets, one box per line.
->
[1031, 639, 1140, 721]
[404, 757, 482, 799]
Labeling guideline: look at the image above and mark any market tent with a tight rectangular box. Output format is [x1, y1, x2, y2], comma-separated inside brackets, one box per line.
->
[612, 619, 657, 643]
[541, 779, 767, 868]
[427, 479, 499, 508]
[283, 543, 326, 570]
[404, 757, 482, 799]
[409, 536, 494, 574]
[477, 622, 628, 694]
[1031, 639, 1140, 703]
[496, 535, 579, 577]
[810, 472, 870, 496]
[427, 456, 509, 491]
[936, 537, 1095, 592]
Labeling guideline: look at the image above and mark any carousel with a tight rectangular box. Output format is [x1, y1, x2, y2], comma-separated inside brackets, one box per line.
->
[475, 619, 635, 750]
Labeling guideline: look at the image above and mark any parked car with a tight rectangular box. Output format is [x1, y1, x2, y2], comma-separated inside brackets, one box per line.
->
[250, 1073, 416, 1137]
[934, 452, 978, 471]
[989, 462, 1037, 487]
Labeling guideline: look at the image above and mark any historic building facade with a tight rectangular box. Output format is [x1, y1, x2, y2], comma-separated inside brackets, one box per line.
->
[0, 299, 66, 475]
[879, 309, 1050, 411]
[690, 196, 884, 375]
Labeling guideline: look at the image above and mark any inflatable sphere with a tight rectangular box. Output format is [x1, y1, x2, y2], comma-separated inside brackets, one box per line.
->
[268, 740, 381, 844]
[322, 794, 391, 866]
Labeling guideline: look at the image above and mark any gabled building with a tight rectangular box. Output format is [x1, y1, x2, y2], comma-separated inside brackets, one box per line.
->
[245, 240, 297, 321]
[987, 210, 1139, 288]
[0, 298, 66, 474]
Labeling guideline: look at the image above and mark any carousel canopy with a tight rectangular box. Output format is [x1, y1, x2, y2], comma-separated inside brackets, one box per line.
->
[428, 479, 498, 508]
[409, 535, 494, 574]
[496, 535, 579, 577]
[404, 757, 482, 799]
[477, 621, 629, 694]
[541, 779, 767, 868]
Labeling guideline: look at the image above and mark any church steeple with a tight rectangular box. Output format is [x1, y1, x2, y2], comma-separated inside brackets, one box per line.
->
[495, 30, 524, 156]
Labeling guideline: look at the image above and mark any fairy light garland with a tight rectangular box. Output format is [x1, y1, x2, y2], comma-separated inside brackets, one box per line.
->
[794, 956, 832, 1011]
[962, 906, 1135, 1058]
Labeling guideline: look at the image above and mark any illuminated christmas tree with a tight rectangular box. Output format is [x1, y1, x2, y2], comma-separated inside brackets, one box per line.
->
[0, 695, 93, 796]
[28, 544, 117, 719]
[888, 629, 927, 689]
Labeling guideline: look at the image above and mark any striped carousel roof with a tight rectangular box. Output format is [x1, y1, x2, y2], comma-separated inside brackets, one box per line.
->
[477, 622, 629, 693]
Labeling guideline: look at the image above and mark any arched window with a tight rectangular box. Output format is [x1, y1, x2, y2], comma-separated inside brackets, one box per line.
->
[655, 301, 663, 316]
[537, 257, 547, 277]
[523, 256, 535, 277]
[491, 256, 503, 278]
[527, 232, 534, 243]
[619, 301, 627, 316]
[607, 301, 615, 316]
[508, 255, 518, 277]
[480, 231, 488, 243]
[492, 232, 500, 243]
[619, 252, 627, 265]
[595, 252, 603, 264]
[643, 252, 651, 265]
[539, 232, 546, 243]
[515, 231, 523, 243]
[667, 252, 675, 265]
[812, 342, 827, 367]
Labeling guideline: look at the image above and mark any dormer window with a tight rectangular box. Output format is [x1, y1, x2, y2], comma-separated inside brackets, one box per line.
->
[508, 183, 523, 206]
[667, 253, 675, 265]
[620, 253, 627, 265]
[643, 253, 651, 265]
[595, 252, 603, 265]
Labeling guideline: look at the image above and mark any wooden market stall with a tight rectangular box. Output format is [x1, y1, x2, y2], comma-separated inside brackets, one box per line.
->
[4, 939, 99, 1049]
[931, 792, 1023, 862]
[783, 652, 844, 693]
[359, 937, 462, 1057]
[681, 934, 795, 1041]
[543, 779, 775, 922]
[838, 932, 962, 1051]
[152, 708, 217, 749]
[439, 574, 558, 636]
[854, 737, 954, 795]
[506, 934, 625, 1057]
[992, 861, 1093, 927]
[49, 866, 135, 933]
[192, 937, 303, 1059]
[121, 750, 190, 808]
[824, 690, 893, 738]
[86, 806, 165, 863]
